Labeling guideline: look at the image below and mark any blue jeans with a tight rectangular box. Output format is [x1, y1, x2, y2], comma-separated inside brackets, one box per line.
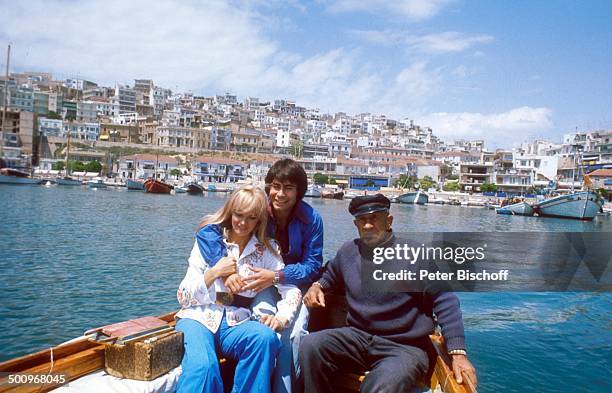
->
[252, 287, 310, 393]
[176, 315, 281, 393]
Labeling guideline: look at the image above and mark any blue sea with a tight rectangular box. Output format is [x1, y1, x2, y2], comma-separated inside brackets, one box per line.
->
[0, 185, 610, 392]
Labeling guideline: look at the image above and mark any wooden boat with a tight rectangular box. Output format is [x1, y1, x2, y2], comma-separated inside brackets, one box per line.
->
[144, 178, 173, 194]
[398, 190, 429, 205]
[321, 190, 344, 200]
[126, 179, 145, 190]
[0, 306, 476, 393]
[186, 182, 204, 195]
[533, 191, 604, 220]
[0, 168, 40, 185]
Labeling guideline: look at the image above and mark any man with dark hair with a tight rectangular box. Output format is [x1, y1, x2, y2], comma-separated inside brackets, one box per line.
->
[242, 158, 324, 393]
[199, 158, 323, 393]
[300, 194, 477, 393]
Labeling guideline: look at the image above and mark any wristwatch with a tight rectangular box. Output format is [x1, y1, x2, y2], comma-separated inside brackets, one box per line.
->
[273, 270, 281, 284]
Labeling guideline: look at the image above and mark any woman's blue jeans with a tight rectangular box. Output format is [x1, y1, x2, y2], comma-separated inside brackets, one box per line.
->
[176, 315, 281, 393]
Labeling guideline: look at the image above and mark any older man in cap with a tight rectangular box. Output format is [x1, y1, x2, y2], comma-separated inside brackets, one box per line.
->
[299, 194, 477, 393]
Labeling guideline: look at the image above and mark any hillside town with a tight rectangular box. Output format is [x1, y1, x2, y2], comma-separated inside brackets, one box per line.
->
[1, 72, 611, 199]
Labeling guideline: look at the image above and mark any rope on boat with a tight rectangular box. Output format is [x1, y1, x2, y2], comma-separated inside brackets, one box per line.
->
[35, 347, 54, 393]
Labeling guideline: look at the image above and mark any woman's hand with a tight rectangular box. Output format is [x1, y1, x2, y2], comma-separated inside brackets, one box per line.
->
[224, 273, 245, 294]
[242, 267, 275, 292]
[212, 256, 237, 279]
[259, 314, 287, 332]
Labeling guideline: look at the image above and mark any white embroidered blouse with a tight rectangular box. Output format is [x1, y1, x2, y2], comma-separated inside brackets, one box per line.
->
[175, 233, 302, 333]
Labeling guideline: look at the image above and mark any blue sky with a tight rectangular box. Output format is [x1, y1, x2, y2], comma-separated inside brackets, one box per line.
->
[1, 0, 610, 148]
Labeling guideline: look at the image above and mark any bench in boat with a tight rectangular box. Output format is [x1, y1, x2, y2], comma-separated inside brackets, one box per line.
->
[0, 298, 476, 393]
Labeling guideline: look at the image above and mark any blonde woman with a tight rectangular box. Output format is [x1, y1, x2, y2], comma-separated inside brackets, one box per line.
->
[175, 186, 302, 393]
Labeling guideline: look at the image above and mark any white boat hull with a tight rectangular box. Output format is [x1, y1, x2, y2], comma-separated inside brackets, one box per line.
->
[398, 191, 429, 205]
[534, 191, 604, 220]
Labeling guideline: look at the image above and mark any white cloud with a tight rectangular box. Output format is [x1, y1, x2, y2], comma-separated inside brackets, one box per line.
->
[325, 0, 455, 20]
[406, 32, 494, 53]
[349, 30, 494, 54]
[418, 107, 554, 147]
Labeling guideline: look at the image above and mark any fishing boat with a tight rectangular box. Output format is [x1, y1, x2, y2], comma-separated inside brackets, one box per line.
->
[496, 201, 534, 216]
[186, 182, 204, 195]
[126, 178, 145, 190]
[174, 186, 187, 193]
[144, 146, 173, 194]
[304, 185, 321, 198]
[397, 190, 429, 205]
[87, 177, 107, 189]
[533, 191, 604, 220]
[0, 306, 476, 393]
[144, 178, 173, 194]
[321, 189, 344, 200]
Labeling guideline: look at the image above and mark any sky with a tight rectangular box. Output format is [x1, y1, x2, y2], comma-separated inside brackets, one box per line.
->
[1, 0, 611, 149]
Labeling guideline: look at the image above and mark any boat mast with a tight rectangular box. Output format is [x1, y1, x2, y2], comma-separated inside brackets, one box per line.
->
[1, 44, 10, 161]
[65, 125, 71, 177]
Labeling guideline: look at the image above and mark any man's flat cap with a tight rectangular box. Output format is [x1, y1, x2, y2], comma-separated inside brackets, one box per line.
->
[349, 194, 391, 217]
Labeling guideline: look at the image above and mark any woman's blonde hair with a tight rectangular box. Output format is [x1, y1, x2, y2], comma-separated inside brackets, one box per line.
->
[198, 186, 274, 252]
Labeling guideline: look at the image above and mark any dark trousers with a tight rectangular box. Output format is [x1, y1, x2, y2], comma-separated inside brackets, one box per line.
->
[299, 327, 430, 393]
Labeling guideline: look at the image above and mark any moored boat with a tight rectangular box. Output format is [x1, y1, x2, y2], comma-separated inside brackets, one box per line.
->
[533, 191, 604, 220]
[304, 185, 321, 198]
[397, 190, 429, 205]
[87, 177, 107, 189]
[174, 186, 187, 193]
[144, 178, 173, 194]
[56, 176, 82, 186]
[321, 190, 344, 200]
[0, 168, 40, 185]
[496, 201, 534, 216]
[126, 178, 145, 190]
[186, 182, 204, 195]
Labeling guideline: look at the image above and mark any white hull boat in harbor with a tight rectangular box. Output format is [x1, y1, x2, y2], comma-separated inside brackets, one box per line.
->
[496, 201, 534, 216]
[397, 190, 429, 205]
[88, 177, 107, 189]
[534, 191, 604, 220]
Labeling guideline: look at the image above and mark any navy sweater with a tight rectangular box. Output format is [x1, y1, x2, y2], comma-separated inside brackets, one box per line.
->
[318, 236, 466, 351]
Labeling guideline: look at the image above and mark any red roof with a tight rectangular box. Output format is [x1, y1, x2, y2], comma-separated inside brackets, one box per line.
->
[124, 154, 178, 164]
[587, 168, 612, 177]
[194, 156, 244, 165]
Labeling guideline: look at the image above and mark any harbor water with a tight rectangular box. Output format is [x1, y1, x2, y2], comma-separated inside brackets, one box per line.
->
[0, 185, 610, 392]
